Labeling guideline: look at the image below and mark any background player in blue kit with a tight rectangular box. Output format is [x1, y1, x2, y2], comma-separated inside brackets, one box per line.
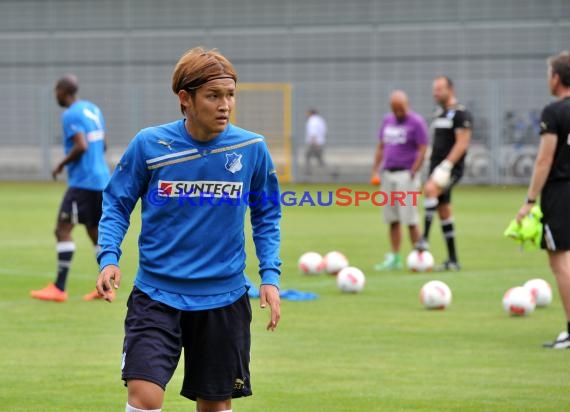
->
[96, 48, 282, 412]
[31, 75, 110, 302]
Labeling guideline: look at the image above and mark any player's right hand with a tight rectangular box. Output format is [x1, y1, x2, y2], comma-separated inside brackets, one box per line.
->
[260, 284, 280, 331]
[96, 264, 121, 303]
[51, 163, 64, 180]
[431, 160, 452, 188]
[370, 172, 381, 186]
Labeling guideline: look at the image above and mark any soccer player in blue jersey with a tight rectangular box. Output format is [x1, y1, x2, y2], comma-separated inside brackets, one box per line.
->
[30, 75, 110, 302]
[96, 48, 282, 412]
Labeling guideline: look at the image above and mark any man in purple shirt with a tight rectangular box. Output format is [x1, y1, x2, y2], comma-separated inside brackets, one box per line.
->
[371, 90, 428, 270]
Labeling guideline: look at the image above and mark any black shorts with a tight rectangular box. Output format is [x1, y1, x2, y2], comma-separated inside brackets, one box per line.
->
[429, 162, 464, 204]
[57, 187, 103, 228]
[121, 287, 252, 401]
[541, 181, 570, 251]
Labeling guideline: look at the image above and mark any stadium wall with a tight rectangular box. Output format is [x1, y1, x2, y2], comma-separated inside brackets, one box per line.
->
[0, 0, 569, 183]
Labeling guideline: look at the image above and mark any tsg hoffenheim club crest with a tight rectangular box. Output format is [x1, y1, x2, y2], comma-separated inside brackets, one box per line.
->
[225, 152, 243, 173]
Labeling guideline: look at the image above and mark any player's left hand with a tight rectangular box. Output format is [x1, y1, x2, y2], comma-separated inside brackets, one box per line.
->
[260, 284, 280, 331]
[370, 171, 381, 186]
[431, 160, 453, 188]
[51, 163, 64, 180]
[96, 264, 121, 302]
[516, 202, 533, 224]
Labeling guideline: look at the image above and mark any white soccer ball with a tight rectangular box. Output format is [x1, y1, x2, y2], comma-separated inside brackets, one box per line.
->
[337, 266, 366, 293]
[523, 278, 553, 308]
[298, 252, 325, 275]
[323, 251, 349, 275]
[419, 280, 452, 309]
[406, 250, 435, 272]
[503, 286, 536, 316]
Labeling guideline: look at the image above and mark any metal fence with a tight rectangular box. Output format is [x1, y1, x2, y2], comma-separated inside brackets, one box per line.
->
[0, 0, 568, 183]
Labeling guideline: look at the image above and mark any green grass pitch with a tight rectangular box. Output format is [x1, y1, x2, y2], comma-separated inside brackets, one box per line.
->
[0, 182, 569, 411]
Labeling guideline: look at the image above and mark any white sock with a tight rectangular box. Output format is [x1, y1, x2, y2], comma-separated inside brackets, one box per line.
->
[125, 403, 161, 412]
[424, 196, 439, 210]
[56, 241, 76, 253]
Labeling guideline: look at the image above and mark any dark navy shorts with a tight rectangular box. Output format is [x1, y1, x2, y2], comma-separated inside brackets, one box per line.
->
[121, 287, 252, 401]
[57, 187, 103, 228]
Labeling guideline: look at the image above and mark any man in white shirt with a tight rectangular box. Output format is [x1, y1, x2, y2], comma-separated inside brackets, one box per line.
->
[305, 109, 327, 175]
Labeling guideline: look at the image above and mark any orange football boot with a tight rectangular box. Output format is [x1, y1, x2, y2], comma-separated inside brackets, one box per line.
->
[30, 283, 68, 302]
[83, 288, 114, 301]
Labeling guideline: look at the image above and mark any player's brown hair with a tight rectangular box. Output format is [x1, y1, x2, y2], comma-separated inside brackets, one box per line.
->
[171, 47, 238, 114]
[548, 51, 570, 87]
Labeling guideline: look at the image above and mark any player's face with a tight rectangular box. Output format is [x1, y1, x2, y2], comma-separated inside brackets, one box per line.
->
[432, 79, 451, 106]
[54, 88, 67, 107]
[547, 66, 558, 96]
[182, 78, 236, 141]
[391, 101, 407, 121]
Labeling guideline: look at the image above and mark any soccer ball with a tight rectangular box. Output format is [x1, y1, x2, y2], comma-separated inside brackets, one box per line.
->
[323, 251, 349, 275]
[406, 250, 435, 272]
[523, 278, 552, 308]
[502, 286, 536, 316]
[337, 267, 366, 293]
[298, 252, 325, 275]
[419, 280, 452, 309]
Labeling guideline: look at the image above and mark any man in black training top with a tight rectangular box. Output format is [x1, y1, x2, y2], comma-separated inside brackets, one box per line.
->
[516, 51, 570, 349]
[416, 76, 472, 271]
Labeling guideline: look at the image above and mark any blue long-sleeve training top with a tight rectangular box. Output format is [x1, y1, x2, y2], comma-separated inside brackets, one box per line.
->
[97, 120, 282, 305]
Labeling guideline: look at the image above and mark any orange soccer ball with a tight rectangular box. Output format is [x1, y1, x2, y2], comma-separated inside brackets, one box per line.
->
[370, 175, 381, 186]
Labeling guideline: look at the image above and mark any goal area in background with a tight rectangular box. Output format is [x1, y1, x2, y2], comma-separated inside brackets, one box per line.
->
[231, 83, 293, 183]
